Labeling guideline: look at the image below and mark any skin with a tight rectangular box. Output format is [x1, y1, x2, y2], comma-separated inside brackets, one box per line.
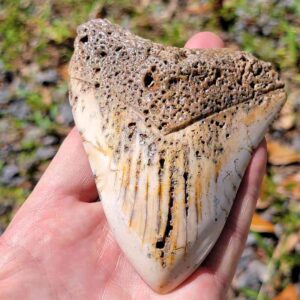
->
[0, 33, 267, 300]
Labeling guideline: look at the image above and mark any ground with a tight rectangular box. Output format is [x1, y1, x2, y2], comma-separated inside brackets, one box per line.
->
[0, 0, 299, 299]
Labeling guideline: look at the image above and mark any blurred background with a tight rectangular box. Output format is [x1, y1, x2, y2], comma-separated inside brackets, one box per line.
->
[0, 0, 299, 299]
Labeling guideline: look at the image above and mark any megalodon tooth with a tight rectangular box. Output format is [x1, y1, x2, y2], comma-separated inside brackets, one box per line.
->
[68, 19, 286, 293]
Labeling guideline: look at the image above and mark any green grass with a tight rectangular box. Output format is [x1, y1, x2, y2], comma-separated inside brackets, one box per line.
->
[0, 1, 299, 297]
[239, 287, 269, 300]
[1, 0, 299, 74]
[0, 186, 28, 211]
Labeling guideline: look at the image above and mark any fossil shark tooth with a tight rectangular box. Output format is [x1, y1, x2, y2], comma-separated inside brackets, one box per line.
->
[69, 19, 286, 293]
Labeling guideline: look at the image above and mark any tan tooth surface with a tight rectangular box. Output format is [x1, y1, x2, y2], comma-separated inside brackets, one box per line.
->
[69, 19, 286, 293]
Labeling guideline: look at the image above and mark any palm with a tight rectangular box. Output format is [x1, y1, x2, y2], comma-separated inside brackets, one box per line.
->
[0, 33, 267, 300]
[4, 194, 222, 299]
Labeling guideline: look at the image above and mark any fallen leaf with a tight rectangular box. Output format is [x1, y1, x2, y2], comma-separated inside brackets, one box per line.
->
[281, 233, 300, 253]
[267, 140, 300, 165]
[257, 174, 276, 209]
[273, 99, 295, 131]
[58, 63, 69, 81]
[250, 213, 275, 233]
[55, 126, 71, 136]
[273, 233, 300, 259]
[138, 0, 151, 8]
[186, 3, 211, 15]
[156, 0, 178, 21]
[273, 284, 298, 300]
[281, 172, 300, 199]
[41, 87, 52, 105]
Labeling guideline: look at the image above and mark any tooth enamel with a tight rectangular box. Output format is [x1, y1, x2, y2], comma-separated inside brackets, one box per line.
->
[69, 19, 286, 294]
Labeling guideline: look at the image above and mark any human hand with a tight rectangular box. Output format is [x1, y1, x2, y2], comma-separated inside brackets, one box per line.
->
[0, 33, 267, 300]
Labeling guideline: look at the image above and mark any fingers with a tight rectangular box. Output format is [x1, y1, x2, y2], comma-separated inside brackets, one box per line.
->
[30, 128, 98, 203]
[184, 32, 224, 49]
[202, 139, 267, 289]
